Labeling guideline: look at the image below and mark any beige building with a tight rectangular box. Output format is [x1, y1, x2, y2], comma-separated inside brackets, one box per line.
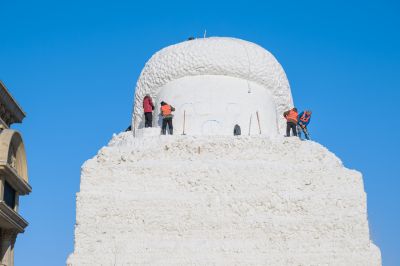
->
[0, 81, 31, 266]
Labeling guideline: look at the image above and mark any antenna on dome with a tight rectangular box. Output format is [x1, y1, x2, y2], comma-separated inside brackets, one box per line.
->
[203, 29, 207, 38]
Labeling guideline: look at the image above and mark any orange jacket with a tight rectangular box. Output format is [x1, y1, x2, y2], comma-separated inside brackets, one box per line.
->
[284, 109, 298, 123]
[161, 104, 174, 117]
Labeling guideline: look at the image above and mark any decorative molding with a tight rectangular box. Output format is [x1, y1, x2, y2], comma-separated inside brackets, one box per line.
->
[0, 81, 25, 127]
[0, 201, 28, 233]
[0, 129, 29, 185]
[0, 164, 31, 195]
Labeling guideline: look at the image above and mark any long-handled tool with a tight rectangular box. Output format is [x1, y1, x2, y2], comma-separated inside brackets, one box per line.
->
[303, 126, 311, 140]
[299, 124, 311, 140]
[248, 114, 252, 136]
[182, 110, 186, 135]
[256, 111, 262, 134]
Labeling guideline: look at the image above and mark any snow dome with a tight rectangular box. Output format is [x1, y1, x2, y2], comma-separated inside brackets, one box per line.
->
[132, 37, 293, 136]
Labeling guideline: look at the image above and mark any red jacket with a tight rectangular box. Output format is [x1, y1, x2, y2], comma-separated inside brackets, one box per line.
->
[143, 96, 154, 113]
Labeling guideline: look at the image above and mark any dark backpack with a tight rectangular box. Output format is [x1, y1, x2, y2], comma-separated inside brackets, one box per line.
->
[234, 124, 241, 136]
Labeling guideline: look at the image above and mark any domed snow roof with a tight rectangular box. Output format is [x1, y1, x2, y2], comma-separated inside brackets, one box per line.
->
[132, 37, 293, 131]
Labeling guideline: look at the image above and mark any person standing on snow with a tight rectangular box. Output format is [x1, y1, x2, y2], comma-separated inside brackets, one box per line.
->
[297, 110, 312, 140]
[143, 94, 155, 128]
[283, 108, 298, 137]
[160, 101, 175, 135]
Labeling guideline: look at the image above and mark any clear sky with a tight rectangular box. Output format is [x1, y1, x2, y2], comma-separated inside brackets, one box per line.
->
[1, 0, 399, 265]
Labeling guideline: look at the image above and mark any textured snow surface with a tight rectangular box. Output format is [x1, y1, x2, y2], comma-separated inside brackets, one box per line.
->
[68, 132, 381, 265]
[132, 37, 293, 134]
[148, 75, 279, 136]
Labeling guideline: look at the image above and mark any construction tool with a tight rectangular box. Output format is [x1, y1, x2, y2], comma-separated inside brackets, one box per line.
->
[256, 111, 262, 134]
[182, 110, 186, 135]
[248, 114, 252, 136]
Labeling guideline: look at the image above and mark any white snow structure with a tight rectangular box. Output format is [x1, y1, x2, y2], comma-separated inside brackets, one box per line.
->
[68, 37, 381, 265]
[132, 37, 292, 136]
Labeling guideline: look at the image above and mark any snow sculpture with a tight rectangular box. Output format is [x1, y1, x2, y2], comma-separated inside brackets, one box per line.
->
[132, 37, 293, 136]
[68, 37, 381, 266]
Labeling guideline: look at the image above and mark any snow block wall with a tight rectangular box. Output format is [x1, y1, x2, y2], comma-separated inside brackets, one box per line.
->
[68, 133, 380, 265]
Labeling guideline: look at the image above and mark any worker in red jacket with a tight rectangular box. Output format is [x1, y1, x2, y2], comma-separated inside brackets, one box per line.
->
[283, 107, 298, 137]
[143, 94, 154, 128]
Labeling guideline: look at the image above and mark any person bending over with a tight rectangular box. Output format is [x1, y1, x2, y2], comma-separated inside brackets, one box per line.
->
[297, 110, 312, 140]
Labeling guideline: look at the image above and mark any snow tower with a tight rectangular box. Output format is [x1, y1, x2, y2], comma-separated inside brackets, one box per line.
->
[68, 37, 381, 265]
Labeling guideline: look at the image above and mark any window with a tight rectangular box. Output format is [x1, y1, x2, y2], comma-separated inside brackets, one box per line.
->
[4, 181, 16, 209]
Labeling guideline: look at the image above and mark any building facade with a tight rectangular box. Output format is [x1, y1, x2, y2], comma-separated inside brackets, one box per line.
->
[0, 81, 30, 266]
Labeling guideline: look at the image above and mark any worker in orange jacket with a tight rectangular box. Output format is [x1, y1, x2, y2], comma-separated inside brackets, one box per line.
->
[283, 108, 298, 137]
[160, 101, 175, 135]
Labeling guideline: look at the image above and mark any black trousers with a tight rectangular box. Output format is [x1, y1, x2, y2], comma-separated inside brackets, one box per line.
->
[162, 117, 173, 135]
[286, 122, 297, 137]
[144, 112, 152, 128]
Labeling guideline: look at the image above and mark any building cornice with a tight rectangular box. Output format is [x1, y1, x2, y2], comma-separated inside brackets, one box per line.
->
[0, 201, 28, 233]
[0, 81, 26, 127]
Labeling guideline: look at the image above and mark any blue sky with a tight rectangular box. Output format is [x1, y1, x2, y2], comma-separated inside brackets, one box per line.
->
[1, 0, 399, 265]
